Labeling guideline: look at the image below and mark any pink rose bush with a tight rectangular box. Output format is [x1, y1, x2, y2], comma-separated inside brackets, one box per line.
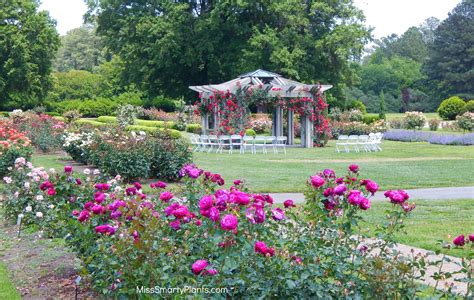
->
[3, 159, 468, 298]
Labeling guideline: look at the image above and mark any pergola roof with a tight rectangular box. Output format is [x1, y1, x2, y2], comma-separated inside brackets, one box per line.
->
[189, 69, 332, 99]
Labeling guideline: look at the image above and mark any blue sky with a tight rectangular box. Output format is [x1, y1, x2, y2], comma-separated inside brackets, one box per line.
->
[40, 0, 461, 37]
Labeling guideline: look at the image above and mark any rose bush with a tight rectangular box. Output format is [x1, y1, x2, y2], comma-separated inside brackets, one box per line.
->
[2, 159, 472, 298]
[403, 111, 426, 130]
[0, 120, 33, 176]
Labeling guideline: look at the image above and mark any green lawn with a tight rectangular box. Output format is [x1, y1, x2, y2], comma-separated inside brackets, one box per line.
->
[369, 112, 440, 120]
[363, 199, 474, 258]
[194, 140, 474, 192]
[0, 264, 20, 300]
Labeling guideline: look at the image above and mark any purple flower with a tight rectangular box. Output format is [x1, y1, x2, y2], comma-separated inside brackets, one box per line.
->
[359, 197, 371, 210]
[209, 207, 220, 222]
[348, 190, 362, 206]
[94, 192, 106, 203]
[310, 175, 325, 188]
[64, 165, 73, 173]
[333, 184, 347, 195]
[199, 195, 214, 211]
[192, 259, 208, 275]
[95, 224, 116, 235]
[365, 181, 379, 195]
[231, 191, 250, 205]
[322, 169, 335, 178]
[348, 164, 359, 173]
[283, 199, 295, 208]
[271, 208, 285, 221]
[220, 214, 238, 231]
[169, 219, 181, 230]
[160, 191, 174, 202]
[453, 235, 465, 246]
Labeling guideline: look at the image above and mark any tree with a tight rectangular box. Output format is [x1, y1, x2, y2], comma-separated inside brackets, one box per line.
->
[0, 0, 60, 110]
[379, 90, 386, 120]
[423, 0, 474, 101]
[85, 0, 370, 101]
[54, 25, 106, 72]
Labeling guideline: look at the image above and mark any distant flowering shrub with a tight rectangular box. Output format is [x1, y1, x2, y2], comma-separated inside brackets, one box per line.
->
[429, 118, 440, 131]
[456, 112, 473, 132]
[249, 113, 272, 134]
[330, 120, 387, 138]
[3, 159, 471, 298]
[403, 111, 426, 130]
[383, 130, 474, 145]
[116, 104, 144, 128]
[0, 120, 32, 175]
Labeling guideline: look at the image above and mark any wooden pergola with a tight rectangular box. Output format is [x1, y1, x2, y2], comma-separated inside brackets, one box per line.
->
[189, 69, 332, 148]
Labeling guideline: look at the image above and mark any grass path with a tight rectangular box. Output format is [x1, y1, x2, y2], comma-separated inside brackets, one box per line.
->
[0, 263, 20, 300]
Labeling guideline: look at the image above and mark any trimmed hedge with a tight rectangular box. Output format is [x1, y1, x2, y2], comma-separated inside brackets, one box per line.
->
[362, 114, 380, 125]
[186, 123, 202, 134]
[126, 125, 181, 139]
[97, 116, 118, 123]
[135, 119, 167, 128]
[437, 96, 466, 120]
[75, 119, 108, 127]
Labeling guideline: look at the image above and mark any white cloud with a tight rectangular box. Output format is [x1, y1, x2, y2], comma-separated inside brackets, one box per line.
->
[39, 0, 88, 35]
[354, 0, 462, 39]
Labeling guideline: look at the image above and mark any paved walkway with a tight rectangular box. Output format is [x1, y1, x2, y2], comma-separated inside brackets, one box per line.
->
[270, 186, 474, 204]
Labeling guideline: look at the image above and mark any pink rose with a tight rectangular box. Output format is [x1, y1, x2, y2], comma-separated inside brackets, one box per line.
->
[192, 259, 208, 275]
[283, 199, 295, 208]
[220, 214, 238, 231]
[333, 184, 347, 196]
[359, 197, 371, 210]
[365, 181, 379, 195]
[169, 219, 181, 230]
[453, 235, 465, 246]
[348, 164, 359, 173]
[323, 188, 334, 197]
[233, 179, 241, 185]
[348, 190, 362, 206]
[94, 192, 106, 203]
[469, 234, 474, 243]
[310, 175, 325, 188]
[47, 188, 56, 196]
[322, 169, 335, 178]
[77, 210, 90, 222]
[271, 208, 285, 221]
[206, 269, 218, 276]
[199, 195, 214, 211]
[209, 207, 220, 222]
[254, 241, 267, 254]
[91, 204, 105, 215]
[95, 224, 116, 235]
[133, 182, 142, 190]
[160, 191, 174, 202]
[72, 210, 79, 216]
[231, 191, 250, 205]
[172, 206, 189, 219]
[64, 165, 73, 173]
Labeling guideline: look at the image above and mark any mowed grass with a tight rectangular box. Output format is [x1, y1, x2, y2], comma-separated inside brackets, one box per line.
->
[362, 199, 474, 257]
[194, 140, 474, 192]
[0, 264, 20, 300]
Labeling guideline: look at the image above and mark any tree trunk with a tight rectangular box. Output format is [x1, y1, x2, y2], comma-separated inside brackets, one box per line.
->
[401, 88, 410, 112]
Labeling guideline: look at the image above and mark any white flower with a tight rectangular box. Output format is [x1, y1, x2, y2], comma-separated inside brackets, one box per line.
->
[3, 177, 12, 184]
[24, 182, 30, 189]
[36, 195, 44, 201]
[114, 186, 122, 193]
[139, 131, 146, 136]
[115, 174, 121, 181]
[18, 213, 24, 219]
[15, 157, 26, 166]
[14, 192, 19, 198]
[83, 168, 91, 175]
[49, 168, 56, 173]
[48, 204, 55, 209]
[93, 169, 100, 175]
[36, 212, 43, 218]
[25, 205, 32, 212]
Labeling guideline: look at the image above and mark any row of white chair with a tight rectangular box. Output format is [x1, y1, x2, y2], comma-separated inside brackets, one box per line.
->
[335, 133, 383, 153]
[190, 134, 288, 154]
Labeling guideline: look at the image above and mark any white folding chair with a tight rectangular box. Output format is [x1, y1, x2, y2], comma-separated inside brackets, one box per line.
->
[229, 135, 242, 154]
[190, 134, 200, 152]
[265, 136, 277, 154]
[199, 135, 211, 152]
[274, 136, 287, 154]
[241, 136, 255, 154]
[358, 135, 370, 152]
[217, 135, 230, 154]
[347, 135, 359, 152]
[253, 136, 267, 154]
[336, 135, 349, 153]
[375, 132, 383, 151]
[208, 135, 220, 153]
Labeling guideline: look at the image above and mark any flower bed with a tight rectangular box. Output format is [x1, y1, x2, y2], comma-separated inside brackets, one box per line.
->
[63, 128, 192, 181]
[383, 130, 474, 145]
[2, 159, 472, 298]
[0, 120, 33, 176]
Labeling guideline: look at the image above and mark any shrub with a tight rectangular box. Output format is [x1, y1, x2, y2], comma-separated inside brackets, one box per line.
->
[329, 107, 343, 121]
[403, 111, 426, 130]
[74, 119, 108, 127]
[428, 119, 439, 131]
[62, 110, 82, 124]
[146, 96, 177, 112]
[339, 109, 363, 122]
[44, 111, 60, 117]
[12, 112, 66, 152]
[143, 108, 177, 122]
[389, 118, 404, 129]
[116, 104, 144, 128]
[245, 128, 256, 136]
[437, 96, 466, 120]
[96, 116, 117, 123]
[186, 124, 202, 134]
[362, 114, 380, 124]
[347, 99, 367, 114]
[5, 162, 465, 298]
[0, 122, 33, 176]
[456, 112, 474, 132]
[249, 113, 272, 134]
[462, 100, 474, 113]
[135, 119, 167, 128]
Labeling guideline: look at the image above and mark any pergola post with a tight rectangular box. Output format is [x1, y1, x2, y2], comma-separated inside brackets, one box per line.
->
[287, 110, 294, 145]
[201, 112, 209, 134]
[272, 105, 283, 137]
[304, 115, 313, 148]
